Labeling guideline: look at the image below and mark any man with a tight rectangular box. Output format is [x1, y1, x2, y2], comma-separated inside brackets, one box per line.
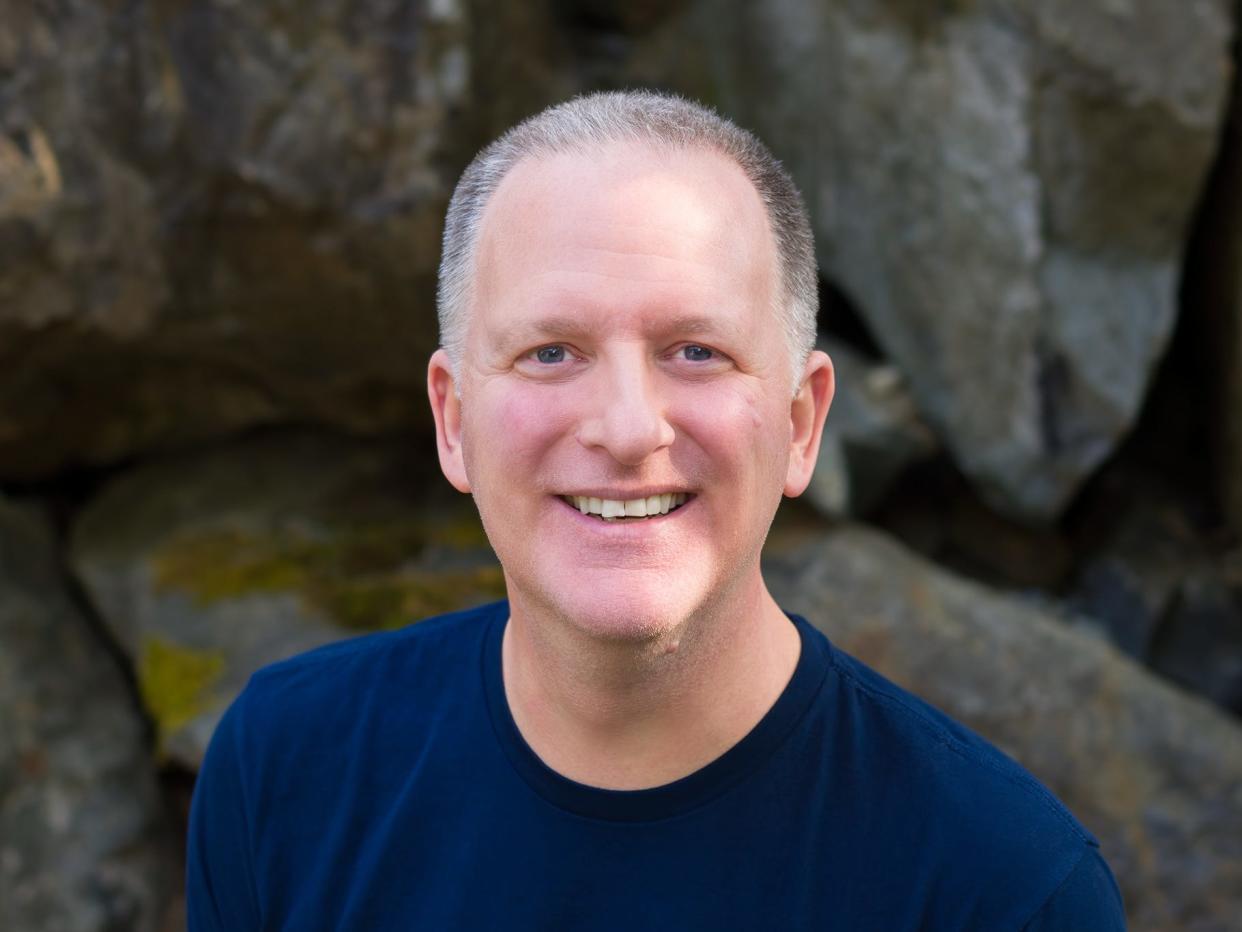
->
[187, 91, 1126, 929]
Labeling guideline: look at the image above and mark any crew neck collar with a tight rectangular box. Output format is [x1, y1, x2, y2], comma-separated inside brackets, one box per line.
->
[479, 601, 831, 823]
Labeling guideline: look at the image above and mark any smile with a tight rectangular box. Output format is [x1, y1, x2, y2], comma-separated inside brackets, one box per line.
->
[559, 493, 691, 521]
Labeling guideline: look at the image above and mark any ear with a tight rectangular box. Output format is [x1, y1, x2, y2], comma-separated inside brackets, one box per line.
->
[784, 349, 835, 498]
[427, 349, 471, 493]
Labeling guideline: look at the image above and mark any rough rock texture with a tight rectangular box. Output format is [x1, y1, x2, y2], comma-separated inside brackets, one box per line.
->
[701, 0, 1234, 520]
[0, 497, 177, 932]
[1068, 502, 1242, 713]
[807, 338, 936, 517]
[766, 526, 1242, 932]
[1180, 1, 1242, 537]
[0, 0, 472, 481]
[70, 430, 502, 768]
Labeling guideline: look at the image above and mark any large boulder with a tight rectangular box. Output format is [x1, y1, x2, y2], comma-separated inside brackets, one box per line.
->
[766, 526, 1242, 932]
[806, 337, 937, 517]
[0, 0, 472, 481]
[70, 430, 502, 768]
[0, 496, 177, 932]
[701, 0, 1234, 520]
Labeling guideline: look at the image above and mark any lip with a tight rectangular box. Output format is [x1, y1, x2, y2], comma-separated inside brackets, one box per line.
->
[552, 492, 695, 527]
[557, 488, 694, 500]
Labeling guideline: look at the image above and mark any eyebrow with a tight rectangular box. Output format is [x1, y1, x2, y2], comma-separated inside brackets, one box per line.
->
[493, 313, 737, 350]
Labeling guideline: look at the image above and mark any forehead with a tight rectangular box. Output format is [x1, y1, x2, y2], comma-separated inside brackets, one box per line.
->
[469, 141, 779, 346]
[482, 141, 770, 255]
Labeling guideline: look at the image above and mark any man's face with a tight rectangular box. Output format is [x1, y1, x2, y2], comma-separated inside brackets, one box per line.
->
[429, 141, 831, 640]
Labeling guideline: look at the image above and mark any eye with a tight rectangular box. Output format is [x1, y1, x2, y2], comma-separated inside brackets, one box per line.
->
[682, 344, 715, 362]
[516, 342, 582, 377]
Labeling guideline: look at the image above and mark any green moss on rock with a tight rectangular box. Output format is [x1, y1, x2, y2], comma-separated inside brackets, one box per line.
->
[152, 527, 314, 603]
[138, 637, 225, 749]
[314, 565, 507, 631]
[150, 512, 502, 631]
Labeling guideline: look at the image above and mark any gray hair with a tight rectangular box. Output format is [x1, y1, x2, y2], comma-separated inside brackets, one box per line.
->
[436, 90, 818, 390]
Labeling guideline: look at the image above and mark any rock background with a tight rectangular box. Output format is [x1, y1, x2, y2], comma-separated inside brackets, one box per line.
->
[70, 431, 502, 769]
[699, 0, 1234, 521]
[2, 1, 1241, 929]
[1, 498, 178, 932]
[0, 0, 470, 479]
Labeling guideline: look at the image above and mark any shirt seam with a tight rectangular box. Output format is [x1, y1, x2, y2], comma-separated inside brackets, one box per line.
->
[825, 646, 1092, 845]
[483, 613, 834, 826]
[1017, 842, 1092, 931]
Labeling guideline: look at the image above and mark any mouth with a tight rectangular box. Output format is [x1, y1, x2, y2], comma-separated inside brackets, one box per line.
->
[558, 493, 692, 522]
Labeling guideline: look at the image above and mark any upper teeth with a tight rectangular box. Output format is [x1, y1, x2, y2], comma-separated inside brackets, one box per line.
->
[565, 493, 688, 519]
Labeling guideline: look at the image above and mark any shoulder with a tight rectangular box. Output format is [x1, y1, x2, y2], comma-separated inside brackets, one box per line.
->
[824, 638, 1096, 842]
[226, 600, 506, 748]
[808, 629, 1123, 927]
[1022, 844, 1126, 931]
[249, 600, 503, 698]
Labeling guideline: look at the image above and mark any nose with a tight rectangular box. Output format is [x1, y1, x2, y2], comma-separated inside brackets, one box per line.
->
[577, 350, 675, 466]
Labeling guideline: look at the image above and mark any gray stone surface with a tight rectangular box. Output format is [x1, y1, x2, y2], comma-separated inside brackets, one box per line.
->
[807, 338, 936, 517]
[0, 0, 471, 481]
[70, 431, 502, 768]
[700, 0, 1233, 520]
[766, 525, 1242, 932]
[0, 496, 177, 932]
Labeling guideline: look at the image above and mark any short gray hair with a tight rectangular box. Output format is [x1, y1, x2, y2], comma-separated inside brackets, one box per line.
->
[436, 90, 818, 389]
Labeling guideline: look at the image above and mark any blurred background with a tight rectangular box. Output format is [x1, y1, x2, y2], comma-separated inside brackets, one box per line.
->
[2, 0, 1241, 929]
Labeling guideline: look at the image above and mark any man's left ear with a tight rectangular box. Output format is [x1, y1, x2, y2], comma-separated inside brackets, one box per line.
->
[428, 348, 471, 494]
[784, 349, 835, 498]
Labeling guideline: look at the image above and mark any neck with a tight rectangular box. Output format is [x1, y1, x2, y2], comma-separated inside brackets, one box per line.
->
[500, 573, 802, 790]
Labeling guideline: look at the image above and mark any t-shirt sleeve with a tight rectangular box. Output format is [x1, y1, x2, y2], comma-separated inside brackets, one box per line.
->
[1021, 843, 1126, 931]
[186, 691, 263, 931]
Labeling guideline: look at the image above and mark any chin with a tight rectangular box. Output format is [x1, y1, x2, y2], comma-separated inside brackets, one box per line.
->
[564, 602, 685, 645]
[522, 575, 710, 646]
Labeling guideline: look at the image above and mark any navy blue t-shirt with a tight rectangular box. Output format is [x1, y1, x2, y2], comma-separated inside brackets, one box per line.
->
[187, 601, 1125, 930]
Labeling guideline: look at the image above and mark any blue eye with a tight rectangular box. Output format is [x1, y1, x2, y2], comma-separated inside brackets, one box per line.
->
[682, 345, 714, 362]
[535, 345, 566, 364]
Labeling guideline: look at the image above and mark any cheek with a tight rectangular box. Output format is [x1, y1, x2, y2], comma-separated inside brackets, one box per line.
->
[461, 386, 577, 484]
[676, 383, 790, 479]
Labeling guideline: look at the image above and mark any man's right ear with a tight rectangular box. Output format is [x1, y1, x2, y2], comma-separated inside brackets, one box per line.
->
[427, 349, 471, 493]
